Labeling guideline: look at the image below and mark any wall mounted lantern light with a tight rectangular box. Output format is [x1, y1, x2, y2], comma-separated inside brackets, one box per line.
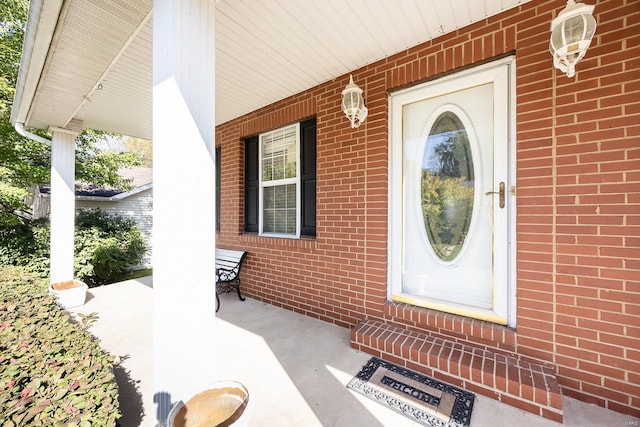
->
[341, 75, 368, 128]
[549, 0, 596, 78]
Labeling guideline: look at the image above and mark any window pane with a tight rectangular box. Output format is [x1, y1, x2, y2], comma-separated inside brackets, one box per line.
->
[263, 208, 275, 232]
[285, 149, 296, 178]
[274, 185, 286, 206]
[263, 186, 274, 209]
[263, 184, 296, 234]
[262, 125, 297, 183]
[274, 154, 285, 180]
[262, 158, 272, 181]
[422, 111, 474, 262]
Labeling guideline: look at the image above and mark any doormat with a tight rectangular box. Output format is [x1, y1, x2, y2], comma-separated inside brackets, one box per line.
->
[347, 357, 474, 427]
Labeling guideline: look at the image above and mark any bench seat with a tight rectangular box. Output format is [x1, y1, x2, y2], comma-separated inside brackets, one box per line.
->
[215, 249, 247, 312]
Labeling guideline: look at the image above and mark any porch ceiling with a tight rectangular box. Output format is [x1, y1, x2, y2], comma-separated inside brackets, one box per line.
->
[12, 0, 531, 140]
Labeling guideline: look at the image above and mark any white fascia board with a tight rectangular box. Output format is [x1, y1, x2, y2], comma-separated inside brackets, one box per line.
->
[10, 0, 64, 128]
[111, 183, 153, 200]
[75, 183, 153, 202]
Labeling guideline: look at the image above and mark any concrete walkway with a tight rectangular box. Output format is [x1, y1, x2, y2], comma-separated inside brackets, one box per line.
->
[70, 277, 639, 427]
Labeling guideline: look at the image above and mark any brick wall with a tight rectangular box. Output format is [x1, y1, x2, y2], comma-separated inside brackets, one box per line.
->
[216, 0, 640, 417]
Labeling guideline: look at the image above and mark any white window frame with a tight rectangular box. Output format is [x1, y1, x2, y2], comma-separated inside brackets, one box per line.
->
[258, 123, 301, 238]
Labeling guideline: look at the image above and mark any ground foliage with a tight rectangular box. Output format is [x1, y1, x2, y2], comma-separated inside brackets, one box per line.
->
[0, 265, 120, 426]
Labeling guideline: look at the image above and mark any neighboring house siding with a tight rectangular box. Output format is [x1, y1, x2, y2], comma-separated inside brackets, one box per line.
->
[76, 188, 153, 266]
[215, 0, 639, 419]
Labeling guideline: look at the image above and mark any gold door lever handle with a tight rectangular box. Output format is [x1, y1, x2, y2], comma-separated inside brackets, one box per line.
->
[485, 181, 505, 208]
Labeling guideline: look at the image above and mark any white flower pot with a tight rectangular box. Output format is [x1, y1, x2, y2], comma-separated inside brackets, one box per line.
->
[49, 280, 88, 309]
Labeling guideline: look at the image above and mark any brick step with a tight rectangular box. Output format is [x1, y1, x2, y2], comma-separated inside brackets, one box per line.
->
[350, 320, 563, 422]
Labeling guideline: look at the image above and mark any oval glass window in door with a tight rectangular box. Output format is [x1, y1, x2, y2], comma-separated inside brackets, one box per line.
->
[421, 111, 475, 262]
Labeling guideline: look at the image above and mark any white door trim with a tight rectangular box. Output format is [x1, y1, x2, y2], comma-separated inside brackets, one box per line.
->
[388, 56, 517, 326]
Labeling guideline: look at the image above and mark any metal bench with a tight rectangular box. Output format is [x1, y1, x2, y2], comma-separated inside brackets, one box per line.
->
[215, 249, 247, 312]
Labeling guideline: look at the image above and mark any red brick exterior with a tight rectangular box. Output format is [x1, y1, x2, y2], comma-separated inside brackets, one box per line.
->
[216, 0, 640, 418]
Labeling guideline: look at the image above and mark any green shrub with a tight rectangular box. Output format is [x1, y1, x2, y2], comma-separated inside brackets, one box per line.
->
[0, 209, 147, 287]
[74, 209, 147, 287]
[23, 220, 50, 279]
[0, 218, 48, 274]
[0, 266, 120, 425]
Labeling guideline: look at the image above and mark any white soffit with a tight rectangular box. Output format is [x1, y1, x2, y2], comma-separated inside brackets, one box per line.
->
[213, 0, 531, 126]
[20, 0, 531, 139]
[25, 0, 153, 136]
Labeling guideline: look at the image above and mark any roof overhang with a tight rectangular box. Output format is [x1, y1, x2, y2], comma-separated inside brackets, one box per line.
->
[11, 0, 64, 129]
[12, 0, 532, 140]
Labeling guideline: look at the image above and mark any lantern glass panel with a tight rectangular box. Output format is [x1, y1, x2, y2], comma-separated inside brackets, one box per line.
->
[343, 92, 360, 111]
[564, 15, 586, 45]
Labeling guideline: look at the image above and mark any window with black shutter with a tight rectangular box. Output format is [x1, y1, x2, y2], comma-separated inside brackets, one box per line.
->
[243, 117, 316, 237]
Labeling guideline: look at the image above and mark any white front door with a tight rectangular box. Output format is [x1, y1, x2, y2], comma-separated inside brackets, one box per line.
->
[389, 58, 515, 325]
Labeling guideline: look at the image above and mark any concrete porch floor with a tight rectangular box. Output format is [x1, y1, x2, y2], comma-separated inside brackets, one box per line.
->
[69, 277, 638, 427]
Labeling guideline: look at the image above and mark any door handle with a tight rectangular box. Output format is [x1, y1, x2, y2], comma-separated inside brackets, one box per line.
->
[485, 181, 505, 209]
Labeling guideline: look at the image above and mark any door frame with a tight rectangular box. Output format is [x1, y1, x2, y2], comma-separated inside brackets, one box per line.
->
[387, 56, 517, 326]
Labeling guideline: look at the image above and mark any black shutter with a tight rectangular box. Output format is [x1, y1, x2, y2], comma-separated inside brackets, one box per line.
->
[244, 136, 259, 233]
[215, 146, 221, 231]
[300, 118, 316, 236]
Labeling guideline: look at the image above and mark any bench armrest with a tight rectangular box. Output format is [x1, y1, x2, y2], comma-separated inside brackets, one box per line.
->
[216, 266, 238, 282]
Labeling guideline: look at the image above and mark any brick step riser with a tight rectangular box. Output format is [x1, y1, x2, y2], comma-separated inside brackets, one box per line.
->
[351, 320, 563, 423]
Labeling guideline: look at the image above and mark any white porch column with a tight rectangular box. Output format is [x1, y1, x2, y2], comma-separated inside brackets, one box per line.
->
[152, 0, 217, 419]
[49, 127, 79, 285]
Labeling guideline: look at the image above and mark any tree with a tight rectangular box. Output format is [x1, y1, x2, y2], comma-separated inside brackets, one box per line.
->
[0, 0, 39, 225]
[0, 0, 27, 87]
[123, 135, 153, 167]
[0, 1, 141, 226]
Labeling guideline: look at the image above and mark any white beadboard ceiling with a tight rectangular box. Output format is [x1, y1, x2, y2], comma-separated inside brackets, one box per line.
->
[15, 0, 531, 140]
